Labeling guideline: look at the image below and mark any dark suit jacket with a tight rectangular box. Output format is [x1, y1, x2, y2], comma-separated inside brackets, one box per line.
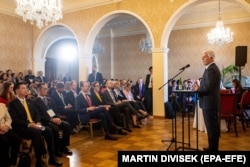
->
[145, 74, 152, 90]
[8, 98, 41, 129]
[87, 72, 103, 86]
[91, 91, 104, 106]
[198, 63, 221, 110]
[133, 83, 146, 100]
[33, 97, 59, 125]
[24, 74, 35, 85]
[50, 91, 67, 111]
[75, 93, 90, 124]
[102, 89, 118, 106]
[36, 76, 47, 83]
[65, 90, 77, 108]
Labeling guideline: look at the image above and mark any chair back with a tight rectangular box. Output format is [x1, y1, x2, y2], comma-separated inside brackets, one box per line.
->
[220, 94, 237, 115]
[220, 89, 231, 94]
[240, 91, 250, 109]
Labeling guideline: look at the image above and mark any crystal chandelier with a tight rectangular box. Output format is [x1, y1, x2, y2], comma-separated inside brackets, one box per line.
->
[139, 33, 152, 53]
[207, 0, 233, 46]
[15, 0, 63, 29]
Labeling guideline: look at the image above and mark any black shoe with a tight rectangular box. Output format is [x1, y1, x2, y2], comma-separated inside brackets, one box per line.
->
[124, 128, 132, 132]
[105, 135, 118, 140]
[112, 123, 123, 130]
[133, 125, 141, 128]
[35, 160, 48, 167]
[62, 147, 73, 155]
[117, 130, 127, 135]
[55, 152, 63, 157]
[48, 156, 62, 166]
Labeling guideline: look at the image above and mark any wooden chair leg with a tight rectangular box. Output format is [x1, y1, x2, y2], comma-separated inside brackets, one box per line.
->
[90, 123, 94, 140]
[233, 117, 238, 137]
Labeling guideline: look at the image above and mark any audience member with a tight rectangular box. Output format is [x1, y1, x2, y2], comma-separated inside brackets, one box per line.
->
[8, 82, 60, 167]
[34, 83, 72, 158]
[75, 81, 117, 140]
[0, 82, 16, 106]
[50, 82, 79, 134]
[0, 103, 21, 167]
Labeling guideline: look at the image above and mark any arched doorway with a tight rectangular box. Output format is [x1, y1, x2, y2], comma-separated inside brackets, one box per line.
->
[33, 24, 80, 83]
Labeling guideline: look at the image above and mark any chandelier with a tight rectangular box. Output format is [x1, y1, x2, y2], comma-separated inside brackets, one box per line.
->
[139, 33, 152, 53]
[207, 0, 233, 46]
[15, 0, 63, 29]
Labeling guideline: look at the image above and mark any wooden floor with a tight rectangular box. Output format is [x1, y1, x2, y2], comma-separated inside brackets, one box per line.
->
[30, 114, 250, 167]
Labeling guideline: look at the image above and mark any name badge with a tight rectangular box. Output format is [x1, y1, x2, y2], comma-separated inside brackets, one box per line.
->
[47, 109, 55, 118]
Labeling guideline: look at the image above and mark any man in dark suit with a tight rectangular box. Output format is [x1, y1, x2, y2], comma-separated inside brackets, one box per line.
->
[36, 70, 47, 83]
[133, 78, 146, 102]
[8, 82, 61, 167]
[34, 83, 72, 157]
[24, 69, 36, 86]
[50, 82, 79, 134]
[65, 80, 78, 108]
[75, 81, 117, 140]
[87, 65, 103, 87]
[194, 50, 221, 151]
[102, 80, 141, 131]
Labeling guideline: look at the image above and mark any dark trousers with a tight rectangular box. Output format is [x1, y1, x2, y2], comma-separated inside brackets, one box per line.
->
[109, 106, 124, 126]
[144, 88, 153, 115]
[116, 103, 131, 128]
[203, 109, 220, 151]
[46, 121, 71, 154]
[89, 107, 110, 133]
[60, 108, 79, 129]
[0, 130, 21, 167]
[42, 126, 56, 157]
[14, 128, 46, 161]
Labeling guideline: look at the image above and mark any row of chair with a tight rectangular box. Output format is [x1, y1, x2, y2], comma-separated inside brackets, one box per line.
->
[220, 90, 250, 137]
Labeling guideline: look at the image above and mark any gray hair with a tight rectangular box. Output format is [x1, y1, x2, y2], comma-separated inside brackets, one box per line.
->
[204, 50, 215, 59]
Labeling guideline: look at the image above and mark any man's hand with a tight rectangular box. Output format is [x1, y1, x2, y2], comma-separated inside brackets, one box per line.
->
[51, 118, 62, 125]
[0, 125, 10, 134]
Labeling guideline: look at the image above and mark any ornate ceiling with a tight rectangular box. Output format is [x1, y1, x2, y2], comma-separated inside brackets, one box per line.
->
[0, 0, 249, 33]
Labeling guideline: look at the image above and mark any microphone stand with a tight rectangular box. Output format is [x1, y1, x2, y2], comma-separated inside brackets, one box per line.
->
[159, 69, 186, 151]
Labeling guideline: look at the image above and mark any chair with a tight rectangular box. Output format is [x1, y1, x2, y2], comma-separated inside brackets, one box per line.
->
[235, 91, 250, 129]
[219, 93, 238, 136]
[220, 89, 231, 94]
[77, 115, 103, 139]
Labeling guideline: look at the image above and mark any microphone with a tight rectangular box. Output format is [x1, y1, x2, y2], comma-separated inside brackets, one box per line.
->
[179, 64, 190, 70]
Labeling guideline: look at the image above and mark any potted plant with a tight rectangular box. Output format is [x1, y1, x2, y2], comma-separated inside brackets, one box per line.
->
[221, 64, 239, 87]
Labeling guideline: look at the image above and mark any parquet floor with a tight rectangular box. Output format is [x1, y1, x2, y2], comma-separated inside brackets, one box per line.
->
[29, 113, 250, 167]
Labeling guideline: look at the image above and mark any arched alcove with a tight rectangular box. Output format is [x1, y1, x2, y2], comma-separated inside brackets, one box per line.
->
[33, 24, 80, 82]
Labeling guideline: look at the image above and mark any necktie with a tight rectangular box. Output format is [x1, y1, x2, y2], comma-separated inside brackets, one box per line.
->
[139, 84, 142, 97]
[22, 100, 33, 123]
[59, 93, 66, 106]
[43, 97, 48, 108]
[96, 93, 102, 102]
[109, 90, 116, 103]
[85, 94, 92, 107]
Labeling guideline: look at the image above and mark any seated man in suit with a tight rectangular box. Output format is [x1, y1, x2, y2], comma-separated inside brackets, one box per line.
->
[102, 80, 141, 131]
[65, 80, 78, 108]
[75, 81, 117, 140]
[8, 82, 62, 167]
[90, 81, 126, 135]
[34, 83, 72, 157]
[50, 82, 79, 134]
